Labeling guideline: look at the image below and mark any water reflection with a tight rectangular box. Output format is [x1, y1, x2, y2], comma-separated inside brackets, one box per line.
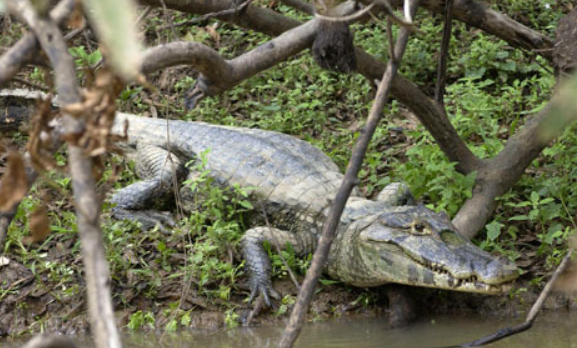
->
[123, 311, 577, 348]
[2, 312, 577, 348]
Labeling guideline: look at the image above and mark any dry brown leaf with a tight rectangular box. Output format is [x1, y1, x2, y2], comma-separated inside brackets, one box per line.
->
[0, 152, 28, 212]
[27, 97, 59, 172]
[24, 204, 51, 245]
[206, 23, 221, 45]
[65, 0, 85, 29]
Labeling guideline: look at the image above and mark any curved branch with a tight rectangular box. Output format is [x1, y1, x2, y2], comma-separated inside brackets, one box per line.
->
[142, 20, 320, 97]
[140, 0, 480, 173]
[386, 0, 553, 61]
[141, 41, 231, 81]
[454, 96, 577, 239]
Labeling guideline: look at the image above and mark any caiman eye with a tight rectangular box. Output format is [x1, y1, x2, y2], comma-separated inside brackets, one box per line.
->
[411, 222, 429, 235]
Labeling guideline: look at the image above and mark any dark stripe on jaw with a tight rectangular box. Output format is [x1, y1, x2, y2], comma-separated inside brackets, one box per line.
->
[423, 269, 435, 285]
[408, 265, 419, 284]
[380, 252, 394, 266]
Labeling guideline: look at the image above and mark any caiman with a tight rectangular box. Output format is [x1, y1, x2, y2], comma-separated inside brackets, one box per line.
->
[0, 90, 518, 310]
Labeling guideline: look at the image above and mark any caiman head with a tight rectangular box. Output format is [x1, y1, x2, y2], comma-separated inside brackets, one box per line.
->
[340, 205, 518, 294]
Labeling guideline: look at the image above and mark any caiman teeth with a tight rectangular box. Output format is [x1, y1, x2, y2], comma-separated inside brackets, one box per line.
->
[411, 257, 485, 286]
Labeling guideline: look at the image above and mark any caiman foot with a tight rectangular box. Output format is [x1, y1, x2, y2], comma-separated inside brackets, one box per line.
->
[248, 277, 280, 307]
[112, 208, 177, 234]
[384, 284, 418, 328]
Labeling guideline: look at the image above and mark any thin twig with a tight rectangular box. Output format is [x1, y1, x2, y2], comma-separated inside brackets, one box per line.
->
[434, 0, 453, 105]
[157, 0, 257, 31]
[435, 248, 574, 348]
[314, 3, 375, 23]
[371, 0, 423, 33]
[277, 2, 421, 348]
[5, 2, 123, 348]
[64, 21, 87, 41]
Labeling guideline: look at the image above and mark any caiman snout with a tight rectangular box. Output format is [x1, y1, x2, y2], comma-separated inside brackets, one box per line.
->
[475, 257, 519, 285]
[354, 205, 519, 294]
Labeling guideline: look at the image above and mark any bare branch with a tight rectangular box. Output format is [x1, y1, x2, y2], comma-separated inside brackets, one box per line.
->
[4, 2, 122, 348]
[314, 3, 376, 24]
[0, 0, 76, 87]
[454, 90, 577, 239]
[382, 0, 554, 61]
[278, 2, 421, 347]
[140, 0, 480, 173]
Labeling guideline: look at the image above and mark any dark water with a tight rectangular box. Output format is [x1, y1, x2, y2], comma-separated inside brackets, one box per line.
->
[3, 312, 577, 348]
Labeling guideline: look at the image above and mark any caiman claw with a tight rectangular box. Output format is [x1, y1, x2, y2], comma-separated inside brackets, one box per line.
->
[248, 277, 280, 307]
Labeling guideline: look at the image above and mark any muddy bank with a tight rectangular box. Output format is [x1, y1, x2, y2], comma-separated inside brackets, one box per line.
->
[2, 247, 576, 338]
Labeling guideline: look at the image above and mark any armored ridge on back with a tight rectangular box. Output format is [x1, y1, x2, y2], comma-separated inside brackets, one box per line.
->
[0, 90, 519, 309]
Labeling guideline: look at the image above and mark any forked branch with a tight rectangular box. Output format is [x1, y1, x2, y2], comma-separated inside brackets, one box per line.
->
[3, 2, 122, 348]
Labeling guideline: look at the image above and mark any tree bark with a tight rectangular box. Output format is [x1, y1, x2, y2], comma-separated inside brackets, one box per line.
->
[4, 2, 123, 348]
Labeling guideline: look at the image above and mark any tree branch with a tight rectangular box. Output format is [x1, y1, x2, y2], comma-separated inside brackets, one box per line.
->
[384, 0, 553, 61]
[4, 2, 122, 348]
[455, 84, 577, 239]
[0, 0, 76, 87]
[278, 1, 421, 347]
[141, 20, 320, 97]
[140, 0, 480, 173]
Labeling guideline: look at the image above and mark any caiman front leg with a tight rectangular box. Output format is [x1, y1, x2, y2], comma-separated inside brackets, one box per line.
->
[241, 226, 316, 306]
[110, 143, 188, 232]
[375, 182, 415, 206]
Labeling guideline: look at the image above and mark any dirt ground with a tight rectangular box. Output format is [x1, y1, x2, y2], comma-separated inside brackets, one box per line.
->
[1, 250, 576, 338]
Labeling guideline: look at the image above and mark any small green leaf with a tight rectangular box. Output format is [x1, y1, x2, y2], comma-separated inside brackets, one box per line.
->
[239, 200, 254, 210]
[486, 221, 502, 241]
[165, 319, 178, 332]
[180, 313, 191, 326]
[530, 191, 540, 204]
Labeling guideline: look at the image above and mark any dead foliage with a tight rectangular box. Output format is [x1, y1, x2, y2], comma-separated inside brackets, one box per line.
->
[26, 96, 59, 172]
[0, 151, 28, 212]
[61, 69, 125, 158]
[23, 203, 51, 245]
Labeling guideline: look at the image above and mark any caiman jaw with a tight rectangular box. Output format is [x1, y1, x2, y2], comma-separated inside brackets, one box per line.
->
[401, 250, 515, 294]
[353, 205, 519, 294]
